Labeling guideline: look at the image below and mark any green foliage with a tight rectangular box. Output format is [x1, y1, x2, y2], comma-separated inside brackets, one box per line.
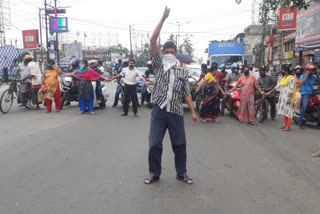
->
[235, 0, 309, 24]
[107, 44, 129, 55]
[13, 52, 30, 65]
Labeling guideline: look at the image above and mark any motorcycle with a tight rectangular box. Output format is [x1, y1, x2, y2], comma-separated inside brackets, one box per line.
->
[225, 81, 241, 118]
[60, 77, 109, 109]
[293, 91, 320, 126]
[141, 76, 155, 107]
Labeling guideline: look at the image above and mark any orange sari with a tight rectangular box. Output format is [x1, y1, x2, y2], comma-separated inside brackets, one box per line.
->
[43, 67, 59, 100]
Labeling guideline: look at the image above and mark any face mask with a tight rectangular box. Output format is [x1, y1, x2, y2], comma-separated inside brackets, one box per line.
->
[260, 74, 266, 78]
[281, 72, 285, 76]
[46, 64, 54, 70]
[296, 72, 301, 77]
[129, 65, 134, 69]
[80, 64, 85, 69]
[232, 69, 238, 74]
[244, 71, 249, 76]
[163, 54, 177, 71]
[220, 68, 225, 72]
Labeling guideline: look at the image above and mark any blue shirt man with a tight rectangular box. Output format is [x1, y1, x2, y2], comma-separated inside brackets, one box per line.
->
[298, 64, 320, 128]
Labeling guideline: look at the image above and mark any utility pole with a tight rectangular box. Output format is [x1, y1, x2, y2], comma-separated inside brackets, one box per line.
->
[129, 25, 133, 58]
[44, 0, 49, 60]
[39, 8, 44, 64]
[54, 0, 59, 65]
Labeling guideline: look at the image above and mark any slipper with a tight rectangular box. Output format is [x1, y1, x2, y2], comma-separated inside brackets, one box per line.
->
[280, 125, 286, 129]
[312, 153, 320, 157]
[144, 175, 160, 184]
[176, 174, 193, 184]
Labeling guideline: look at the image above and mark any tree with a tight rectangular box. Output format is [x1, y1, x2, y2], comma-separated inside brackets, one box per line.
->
[107, 44, 129, 55]
[179, 38, 194, 57]
[235, 0, 309, 24]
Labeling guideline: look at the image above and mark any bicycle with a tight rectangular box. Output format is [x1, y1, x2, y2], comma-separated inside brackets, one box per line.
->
[0, 79, 33, 114]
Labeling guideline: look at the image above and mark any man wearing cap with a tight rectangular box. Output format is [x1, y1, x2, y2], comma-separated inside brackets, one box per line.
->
[144, 7, 198, 185]
[22, 55, 42, 110]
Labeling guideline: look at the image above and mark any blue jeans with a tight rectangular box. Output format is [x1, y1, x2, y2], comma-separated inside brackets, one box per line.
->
[79, 89, 94, 112]
[148, 105, 187, 176]
[298, 94, 312, 125]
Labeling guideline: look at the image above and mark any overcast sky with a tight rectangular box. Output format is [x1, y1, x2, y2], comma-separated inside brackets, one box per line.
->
[7, 0, 258, 59]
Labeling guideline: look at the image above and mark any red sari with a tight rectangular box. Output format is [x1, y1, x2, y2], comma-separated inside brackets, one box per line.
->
[237, 75, 255, 123]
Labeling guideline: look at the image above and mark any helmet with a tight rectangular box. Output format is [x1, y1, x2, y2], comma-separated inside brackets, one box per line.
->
[147, 61, 152, 65]
[23, 55, 33, 61]
[294, 65, 302, 70]
[231, 63, 239, 73]
[220, 64, 226, 69]
[89, 60, 98, 68]
[305, 63, 316, 71]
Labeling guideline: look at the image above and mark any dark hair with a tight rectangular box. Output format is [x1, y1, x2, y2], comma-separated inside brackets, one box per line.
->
[210, 62, 218, 70]
[82, 60, 88, 66]
[98, 60, 103, 66]
[129, 59, 135, 64]
[259, 67, 265, 72]
[48, 59, 55, 64]
[118, 59, 122, 64]
[282, 65, 291, 73]
[201, 64, 207, 69]
[163, 41, 177, 52]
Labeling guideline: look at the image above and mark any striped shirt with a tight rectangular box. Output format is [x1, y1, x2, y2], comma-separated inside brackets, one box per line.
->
[151, 51, 190, 116]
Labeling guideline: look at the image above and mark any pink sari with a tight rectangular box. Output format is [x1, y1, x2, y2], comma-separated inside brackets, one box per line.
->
[73, 69, 103, 80]
[237, 76, 255, 123]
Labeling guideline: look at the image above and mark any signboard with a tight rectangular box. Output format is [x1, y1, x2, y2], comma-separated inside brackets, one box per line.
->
[278, 7, 297, 31]
[283, 51, 294, 59]
[264, 35, 273, 64]
[49, 17, 68, 33]
[295, 0, 320, 51]
[22, 30, 38, 49]
[314, 51, 320, 62]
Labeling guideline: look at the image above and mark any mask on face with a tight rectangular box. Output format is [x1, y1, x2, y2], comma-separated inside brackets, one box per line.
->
[232, 69, 238, 74]
[163, 54, 177, 71]
[281, 72, 285, 76]
[129, 64, 134, 69]
[260, 74, 266, 78]
[244, 71, 249, 76]
[46, 64, 54, 70]
[296, 72, 301, 77]
[80, 64, 85, 69]
[220, 68, 225, 72]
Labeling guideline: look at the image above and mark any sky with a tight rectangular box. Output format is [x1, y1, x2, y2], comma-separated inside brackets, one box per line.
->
[6, 0, 259, 59]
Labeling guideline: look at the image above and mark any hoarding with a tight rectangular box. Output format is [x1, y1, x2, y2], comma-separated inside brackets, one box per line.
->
[278, 6, 297, 31]
[49, 17, 68, 33]
[22, 30, 38, 49]
[295, 0, 320, 51]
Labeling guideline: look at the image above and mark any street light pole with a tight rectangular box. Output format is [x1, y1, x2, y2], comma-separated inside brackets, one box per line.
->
[44, 0, 49, 60]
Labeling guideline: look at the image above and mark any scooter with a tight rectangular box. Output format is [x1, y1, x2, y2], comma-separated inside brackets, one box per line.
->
[293, 91, 320, 126]
[141, 76, 155, 107]
[225, 81, 241, 118]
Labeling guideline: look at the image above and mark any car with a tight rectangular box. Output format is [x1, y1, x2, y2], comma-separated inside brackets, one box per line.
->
[136, 67, 148, 92]
[185, 64, 201, 82]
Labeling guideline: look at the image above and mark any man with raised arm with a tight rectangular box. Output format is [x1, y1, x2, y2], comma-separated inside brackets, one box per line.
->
[144, 7, 198, 185]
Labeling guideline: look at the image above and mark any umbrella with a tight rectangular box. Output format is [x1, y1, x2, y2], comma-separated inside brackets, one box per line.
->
[176, 53, 194, 64]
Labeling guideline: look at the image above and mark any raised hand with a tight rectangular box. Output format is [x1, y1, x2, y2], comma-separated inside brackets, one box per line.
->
[162, 6, 170, 21]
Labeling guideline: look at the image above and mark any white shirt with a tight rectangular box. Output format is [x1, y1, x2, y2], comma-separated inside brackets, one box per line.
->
[120, 67, 142, 85]
[28, 62, 42, 85]
[18, 63, 30, 82]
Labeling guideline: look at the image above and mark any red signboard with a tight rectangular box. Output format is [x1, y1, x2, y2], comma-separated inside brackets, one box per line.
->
[278, 7, 297, 31]
[22, 30, 38, 49]
[265, 35, 274, 64]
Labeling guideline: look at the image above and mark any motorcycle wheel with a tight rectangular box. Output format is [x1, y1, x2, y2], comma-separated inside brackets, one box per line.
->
[61, 94, 68, 110]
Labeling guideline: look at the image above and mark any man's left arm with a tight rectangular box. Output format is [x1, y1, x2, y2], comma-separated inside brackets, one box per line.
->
[183, 71, 198, 125]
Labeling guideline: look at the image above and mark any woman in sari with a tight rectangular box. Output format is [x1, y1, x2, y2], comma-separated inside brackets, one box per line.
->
[196, 65, 227, 122]
[266, 65, 296, 131]
[229, 66, 263, 125]
[41, 60, 62, 113]
[63, 60, 110, 114]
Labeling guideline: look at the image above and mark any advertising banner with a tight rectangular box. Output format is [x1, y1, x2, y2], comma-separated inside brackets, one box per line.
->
[278, 6, 297, 31]
[295, 0, 320, 51]
[22, 30, 38, 49]
[50, 17, 68, 33]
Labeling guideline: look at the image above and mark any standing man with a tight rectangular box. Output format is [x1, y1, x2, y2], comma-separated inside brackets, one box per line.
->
[144, 7, 198, 185]
[298, 63, 320, 129]
[97, 60, 105, 76]
[110, 59, 148, 117]
[258, 67, 277, 120]
[112, 59, 123, 107]
[22, 55, 42, 110]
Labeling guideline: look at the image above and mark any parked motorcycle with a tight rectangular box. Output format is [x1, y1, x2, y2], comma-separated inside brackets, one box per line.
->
[141, 76, 155, 107]
[293, 91, 320, 126]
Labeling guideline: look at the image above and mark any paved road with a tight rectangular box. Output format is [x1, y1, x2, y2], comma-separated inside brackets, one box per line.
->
[1, 83, 320, 214]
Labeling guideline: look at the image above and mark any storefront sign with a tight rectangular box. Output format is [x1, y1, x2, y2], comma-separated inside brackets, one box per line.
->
[295, 0, 320, 51]
[278, 6, 297, 31]
[283, 51, 294, 59]
[22, 30, 38, 49]
[314, 51, 320, 62]
[265, 35, 273, 64]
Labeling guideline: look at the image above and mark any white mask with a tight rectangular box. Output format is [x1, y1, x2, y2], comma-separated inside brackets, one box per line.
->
[163, 54, 177, 71]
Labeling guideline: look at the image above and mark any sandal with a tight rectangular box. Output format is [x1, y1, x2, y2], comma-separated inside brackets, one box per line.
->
[312, 153, 320, 157]
[144, 174, 160, 184]
[176, 174, 193, 184]
[280, 125, 286, 129]
[283, 127, 291, 131]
